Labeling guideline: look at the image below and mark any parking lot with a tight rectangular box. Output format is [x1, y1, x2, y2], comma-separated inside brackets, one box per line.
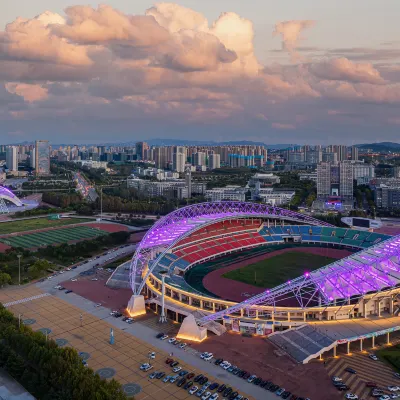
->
[0, 286, 257, 400]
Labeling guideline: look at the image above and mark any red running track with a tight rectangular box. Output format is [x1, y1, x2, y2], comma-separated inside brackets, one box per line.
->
[202, 247, 353, 302]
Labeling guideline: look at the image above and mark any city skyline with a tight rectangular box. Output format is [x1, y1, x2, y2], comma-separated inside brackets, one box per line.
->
[1, 1, 400, 144]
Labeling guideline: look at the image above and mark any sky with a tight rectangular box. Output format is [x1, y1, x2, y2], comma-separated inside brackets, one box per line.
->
[1, 0, 400, 145]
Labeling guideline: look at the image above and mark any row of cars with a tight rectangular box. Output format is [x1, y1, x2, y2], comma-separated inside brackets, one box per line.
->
[109, 310, 135, 324]
[144, 357, 248, 400]
[53, 284, 73, 294]
[333, 370, 400, 400]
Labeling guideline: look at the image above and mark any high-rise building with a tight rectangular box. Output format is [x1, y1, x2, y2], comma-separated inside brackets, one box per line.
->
[305, 150, 322, 164]
[192, 152, 206, 167]
[317, 162, 353, 198]
[6, 146, 18, 172]
[322, 152, 338, 163]
[135, 142, 149, 161]
[30, 149, 36, 168]
[185, 165, 192, 199]
[208, 154, 221, 170]
[173, 151, 185, 173]
[351, 146, 359, 161]
[35, 140, 50, 175]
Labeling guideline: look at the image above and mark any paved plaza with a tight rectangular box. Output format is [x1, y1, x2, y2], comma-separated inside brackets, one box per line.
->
[0, 286, 263, 400]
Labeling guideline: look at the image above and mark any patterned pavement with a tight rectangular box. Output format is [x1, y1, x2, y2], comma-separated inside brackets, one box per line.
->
[325, 347, 400, 399]
[0, 287, 256, 400]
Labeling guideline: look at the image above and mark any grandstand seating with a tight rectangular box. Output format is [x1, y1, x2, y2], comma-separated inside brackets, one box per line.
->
[269, 324, 335, 363]
[164, 223, 391, 272]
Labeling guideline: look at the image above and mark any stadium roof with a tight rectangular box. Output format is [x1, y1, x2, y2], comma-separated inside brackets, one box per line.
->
[200, 234, 400, 323]
[130, 201, 333, 294]
[0, 186, 23, 207]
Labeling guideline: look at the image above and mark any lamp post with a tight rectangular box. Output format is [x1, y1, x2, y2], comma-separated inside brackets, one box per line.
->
[18, 313, 23, 329]
[159, 270, 168, 324]
[17, 254, 22, 285]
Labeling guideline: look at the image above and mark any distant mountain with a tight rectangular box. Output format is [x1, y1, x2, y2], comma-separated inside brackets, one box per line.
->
[356, 142, 400, 152]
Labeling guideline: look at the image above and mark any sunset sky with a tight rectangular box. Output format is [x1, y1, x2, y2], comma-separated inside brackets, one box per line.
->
[1, 1, 400, 144]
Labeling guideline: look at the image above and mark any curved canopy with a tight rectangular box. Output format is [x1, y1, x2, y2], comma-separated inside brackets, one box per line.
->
[0, 186, 23, 207]
[130, 201, 333, 294]
[200, 233, 400, 323]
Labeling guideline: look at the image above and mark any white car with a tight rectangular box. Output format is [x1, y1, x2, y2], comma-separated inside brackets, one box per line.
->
[379, 396, 391, 400]
[223, 362, 231, 370]
[169, 337, 177, 344]
[66, 268, 71, 271]
[200, 352, 208, 359]
[91, 278, 98, 281]
[179, 343, 187, 349]
[201, 392, 211, 400]
[169, 375, 179, 383]
[220, 361, 230, 369]
[148, 352, 156, 359]
[59, 271, 64, 274]
[71, 278, 77, 282]
[332, 376, 342, 382]
[204, 353, 213, 361]
[369, 354, 379, 361]
[160, 334, 169, 340]
[395, 373, 400, 379]
[345, 394, 358, 400]
[143, 365, 153, 372]
[196, 389, 205, 398]
[54, 285, 61, 289]
[140, 363, 150, 370]
[203, 382, 211, 390]
[95, 303, 101, 307]
[210, 394, 218, 400]
[389, 395, 399, 399]
[189, 386, 198, 395]
[173, 366, 182, 373]
[388, 387, 400, 392]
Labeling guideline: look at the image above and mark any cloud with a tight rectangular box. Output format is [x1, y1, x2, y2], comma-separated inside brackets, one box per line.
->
[272, 122, 296, 129]
[310, 58, 385, 84]
[5, 83, 48, 102]
[273, 20, 315, 60]
[1, 12, 92, 66]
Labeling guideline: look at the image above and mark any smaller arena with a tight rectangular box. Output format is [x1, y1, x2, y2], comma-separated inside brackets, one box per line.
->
[127, 202, 400, 363]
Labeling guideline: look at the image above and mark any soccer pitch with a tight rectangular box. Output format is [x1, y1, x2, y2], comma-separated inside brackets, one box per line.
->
[222, 251, 336, 288]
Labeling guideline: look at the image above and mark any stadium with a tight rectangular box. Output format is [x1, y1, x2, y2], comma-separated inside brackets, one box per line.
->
[127, 201, 400, 364]
[0, 186, 38, 213]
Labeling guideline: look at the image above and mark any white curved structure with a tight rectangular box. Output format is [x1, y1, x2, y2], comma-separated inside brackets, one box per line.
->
[0, 186, 23, 207]
[129, 201, 332, 294]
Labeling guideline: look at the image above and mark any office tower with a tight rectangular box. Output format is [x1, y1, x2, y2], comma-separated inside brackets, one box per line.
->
[336, 145, 347, 162]
[30, 149, 36, 168]
[339, 162, 353, 197]
[35, 140, 50, 175]
[6, 146, 18, 172]
[209, 154, 221, 170]
[287, 151, 305, 163]
[173, 151, 185, 173]
[317, 162, 331, 197]
[135, 141, 149, 161]
[351, 146, 359, 161]
[193, 152, 206, 167]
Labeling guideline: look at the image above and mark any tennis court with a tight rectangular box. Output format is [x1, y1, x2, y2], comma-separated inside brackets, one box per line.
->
[0, 226, 108, 249]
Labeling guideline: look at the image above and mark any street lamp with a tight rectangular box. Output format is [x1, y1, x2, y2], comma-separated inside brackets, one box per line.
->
[159, 270, 168, 324]
[18, 313, 23, 329]
[17, 254, 22, 285]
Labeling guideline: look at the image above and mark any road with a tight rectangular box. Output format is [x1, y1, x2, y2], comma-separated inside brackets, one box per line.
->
[35, 250, 276, 400]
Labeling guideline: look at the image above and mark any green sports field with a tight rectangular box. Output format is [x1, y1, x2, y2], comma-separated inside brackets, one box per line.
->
[223, 251, 336, 288]
[0, 218, 92, 235]
[0, 226, 107, 249]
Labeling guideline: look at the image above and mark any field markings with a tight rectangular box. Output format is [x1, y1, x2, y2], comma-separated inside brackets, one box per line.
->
[4, 293, 51, 307]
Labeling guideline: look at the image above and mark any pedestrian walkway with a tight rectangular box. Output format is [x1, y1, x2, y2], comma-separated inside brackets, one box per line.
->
[4, 293, 50, 307]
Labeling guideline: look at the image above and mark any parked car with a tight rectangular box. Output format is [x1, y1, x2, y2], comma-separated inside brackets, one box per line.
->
[336, 384, 349, 391]
[149, 372, 157, 379]
[366, 382, 378, 388]
[228, 392, 238, 400]
[189, 386, 198, 395]
[173, 366, 182, 373]
[209, 383, 219, 390]
[369, 354, 379, 361]
[201, 392, 211, 400]
[282, 392, 291, 399]
[217, 384, 227, 393]
[194, 375, 204, 383]
[156, 372, 165, 379]
[179, 343, 187, 349]
[156, 332, 164, 339]
[179, 370, 188, 376]
[170, 375, 179, 384]
[210, 394, 219, 400]
[177, 378, 186, 387]
[143, 365, 153, 372]
[199, 377, 208, 385]
[276, 388, 285, 396]
[148, 352, 156, 359]
[160, 334, 169, 340]
[345, 394, 358, 400]
[170, 361, 179, 367]
[332, 376, 342, 382]
[247, 375, 256, 383]
[253, 378, 262, 385]
[214, 359, 223, 365]
[163, 375, 171, 383]
[345, 367, 357, 374]
[388, 387, 400, 392]
[223, 387, 232, 397]
[169, 337, 177, 344]
[184, 381, 194, 390]
[187, 373, 195, 379]
[196, 388, 206, 398]
[65, 290, 73, 294]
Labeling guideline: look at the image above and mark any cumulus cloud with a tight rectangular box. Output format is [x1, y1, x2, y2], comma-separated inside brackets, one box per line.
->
[310, 58, 385, 84]
[273, 20, 315, 60]
[5, 83, 48, 102]
[1, 12, 92, 66]
[0, 3, 400, 143]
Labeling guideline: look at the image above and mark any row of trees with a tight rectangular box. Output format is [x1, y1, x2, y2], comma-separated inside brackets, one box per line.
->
[0, 304, 128, 400]
[12, 206, 63, 219]
[42, 192, 84, 209]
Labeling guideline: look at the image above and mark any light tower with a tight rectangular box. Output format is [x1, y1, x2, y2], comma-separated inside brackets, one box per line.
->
[159, 270, 168, 323]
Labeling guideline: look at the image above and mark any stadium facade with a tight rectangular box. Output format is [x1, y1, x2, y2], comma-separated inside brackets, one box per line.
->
[128, 201, 400, 363]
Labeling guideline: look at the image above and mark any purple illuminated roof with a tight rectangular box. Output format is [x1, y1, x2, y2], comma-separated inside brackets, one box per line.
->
[200, 233, 400, 323]
[130, 201, 333, 294]
[0, 186, 23, 206]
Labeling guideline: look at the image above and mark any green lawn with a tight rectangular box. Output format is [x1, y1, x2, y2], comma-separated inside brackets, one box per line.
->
[223, 251, 336, 288]
[376, 344, 400, 372]
[0, 217, 92, 235]
[0, 226, 107, 249]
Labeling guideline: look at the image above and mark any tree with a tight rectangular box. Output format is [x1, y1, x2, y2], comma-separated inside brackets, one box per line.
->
[0, 272, 11, 287]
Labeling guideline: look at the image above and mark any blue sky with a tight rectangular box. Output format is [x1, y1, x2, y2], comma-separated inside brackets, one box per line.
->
[1, 1, 400, 144]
